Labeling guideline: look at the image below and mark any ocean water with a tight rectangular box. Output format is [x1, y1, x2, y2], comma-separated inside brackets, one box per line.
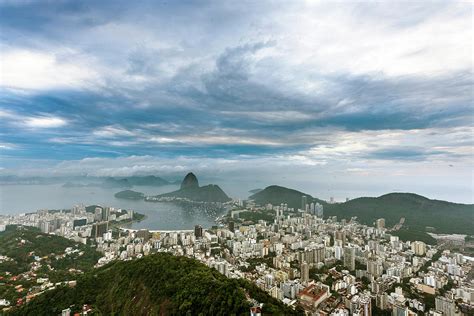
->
[0, 184, 218, 230]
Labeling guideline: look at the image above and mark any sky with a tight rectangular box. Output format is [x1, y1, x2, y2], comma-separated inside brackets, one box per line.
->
[0, 0, 473, 202]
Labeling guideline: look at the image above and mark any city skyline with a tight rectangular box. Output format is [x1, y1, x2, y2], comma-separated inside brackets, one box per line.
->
[0, 1, 473, 203]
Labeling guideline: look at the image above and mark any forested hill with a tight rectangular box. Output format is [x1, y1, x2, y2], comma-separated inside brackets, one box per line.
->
[0, 226, 100, 276]
[249, 185, 326, 208]
[325, 193, 474, 234]
[250, 186, 473, 235]
[12, 253, 301, 316]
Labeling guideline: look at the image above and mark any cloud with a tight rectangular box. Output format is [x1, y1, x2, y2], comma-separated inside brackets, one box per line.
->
[93, 125, 136, 138]
[368, 147, 445, 161]
[0, 48, 99, 91]
[0, 142, 17, 150]
[23, 116, 67, 128]
[0, 109, 68, 129]
[0, 1, 472, 201]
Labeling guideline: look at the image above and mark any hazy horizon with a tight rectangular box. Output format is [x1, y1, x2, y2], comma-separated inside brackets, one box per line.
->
[0, 171, 472, 205]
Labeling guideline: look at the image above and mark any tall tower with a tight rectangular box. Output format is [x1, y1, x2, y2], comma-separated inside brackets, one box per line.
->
[300, 261, 309, 283]
[301, 195, 308, 211]
[344, 246, 356, 271]
[194, 225, 203, 238]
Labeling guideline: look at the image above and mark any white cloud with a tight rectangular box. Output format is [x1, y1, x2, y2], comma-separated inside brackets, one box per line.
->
[0, 48, 99, 90]
[0, 142, 17, 150]
[23, 116, 67, 128]
[267, 2, 472, 80]
[220, 110, 314, 123]
[93, 126, 136, 138]
[0, 109, 67, 129]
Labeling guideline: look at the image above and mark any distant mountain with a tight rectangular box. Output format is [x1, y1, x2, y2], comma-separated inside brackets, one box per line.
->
[325, 193, 474, 234]
[62, 175, 172, 189]
[101, 177, 133, 188]
[180, 172, 199, 189]
[249, 185, 326, 209]
[12, 253, 300, 315]
[114, 190, 145, 200]
[249, 188, 263, 194]
[157, 173, 231, 203]
[126, 175, 170, 186]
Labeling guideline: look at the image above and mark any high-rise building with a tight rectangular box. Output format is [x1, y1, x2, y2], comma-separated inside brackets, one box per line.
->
[228, 221, 235, 232]
[392, 304, 408, 316]
[73, 218, 87, 229]
[367, 259, 383, 277]
[275, 207, 281, 218]
[264, 274, 274, 288]
[350, 294, 371, 316]
[335, 230, 346, 245]
[38, 220, 53, 233]
[344, 246, 356, 271]
[411, 241, 427, 256]
[315, 245, 325, 264]
[194, 225, 203, 238]
[72, 204, 85, 215]
[315, 203, 324, 218]
[375, 218, 385, 229]
[92, 221, 109, 239]
[435, 296, 456, 316]
[334, 246, 343, 260]
[270, 286, 283, 300]
[301, 195, 308, 211]
[300, 262, 309, 283]
[101, 207, 111, 221]
[94, 207, 102, 222]
[376, 293, 389, 310]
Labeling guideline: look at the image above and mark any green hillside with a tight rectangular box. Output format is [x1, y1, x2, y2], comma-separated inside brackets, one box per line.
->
[325, 193, 474, 234]
[250, 186, 473, 235]
[114, 189, 145, 200]
[0, 226, 101, 306]
[12, 253, 301, 315]
[249, 185, 326, 209]
[0, 226, 100, 276]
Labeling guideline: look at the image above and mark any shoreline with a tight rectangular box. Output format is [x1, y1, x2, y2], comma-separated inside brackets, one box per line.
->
[119, 227, 194, 233]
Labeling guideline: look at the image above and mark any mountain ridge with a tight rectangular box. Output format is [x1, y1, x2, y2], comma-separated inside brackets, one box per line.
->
[250, 185, 473, 234]
[249, 185, 326, 208]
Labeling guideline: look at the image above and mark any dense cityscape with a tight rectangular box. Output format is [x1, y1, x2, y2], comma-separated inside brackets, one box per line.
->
[1, 194, 472, 315]
[1, 0, 473, 315]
